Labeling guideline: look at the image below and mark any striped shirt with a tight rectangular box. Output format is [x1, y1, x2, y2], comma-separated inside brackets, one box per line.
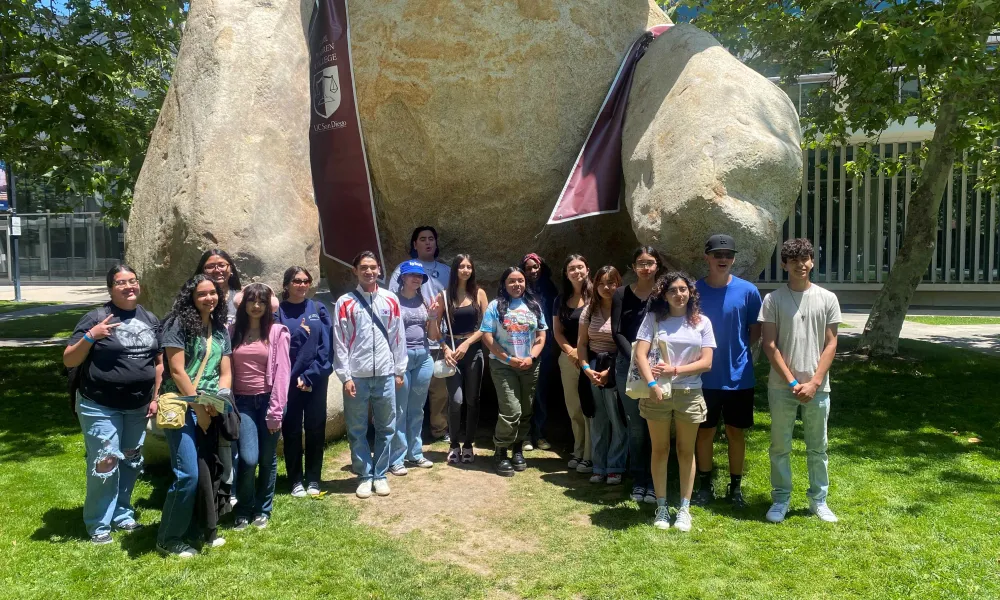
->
[581, 304, 616, 353]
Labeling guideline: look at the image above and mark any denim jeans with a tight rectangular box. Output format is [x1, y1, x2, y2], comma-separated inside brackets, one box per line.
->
[391, 348, 434, 466]
[157, 407, 199, 547]
[616, 354, 651, 487]
[768, 388, 831, 504]
[282, 376, 328, 487]
[76, 394, 148, 536]
[345, 376, 396, 481]
[235, 393, 281, 519]
[590, 382, 628, 476]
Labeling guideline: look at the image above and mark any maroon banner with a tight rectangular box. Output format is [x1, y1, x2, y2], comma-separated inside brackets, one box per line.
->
[547, 24, 672, 225]
[309, 0, 383, 269]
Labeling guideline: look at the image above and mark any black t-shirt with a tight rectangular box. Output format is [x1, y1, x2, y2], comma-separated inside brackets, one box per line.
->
[69, 303, 161, 410]
[554, 295, 583, 349]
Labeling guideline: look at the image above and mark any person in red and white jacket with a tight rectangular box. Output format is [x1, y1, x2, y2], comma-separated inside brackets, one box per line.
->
[333, 251, 408, 499]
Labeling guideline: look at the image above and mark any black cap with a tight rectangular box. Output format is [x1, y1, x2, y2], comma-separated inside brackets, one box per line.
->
[705, 234, 737, 254]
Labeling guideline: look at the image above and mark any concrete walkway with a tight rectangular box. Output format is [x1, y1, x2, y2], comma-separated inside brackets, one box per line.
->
[0, 302, 98, 322]
[0, 337, 66, 347]
[0, 284, 107, 303]
[840, 311, 1000, 356]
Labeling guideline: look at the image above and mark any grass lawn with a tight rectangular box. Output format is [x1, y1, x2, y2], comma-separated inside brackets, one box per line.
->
[0, 307, 94, 339]
[905, 315, 1000, 326]
[0, 301, 60, 315]
[1, 340, 998, 599]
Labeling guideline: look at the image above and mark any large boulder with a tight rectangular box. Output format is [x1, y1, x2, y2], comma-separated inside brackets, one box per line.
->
[623, 24, 802, 280]
[126, 0, 320, 317]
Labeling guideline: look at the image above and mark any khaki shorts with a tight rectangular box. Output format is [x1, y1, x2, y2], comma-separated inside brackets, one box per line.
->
[639, 388, 707, 424]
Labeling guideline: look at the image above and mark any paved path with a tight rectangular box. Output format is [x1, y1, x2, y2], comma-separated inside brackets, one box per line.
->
[839, 312, 1000, 356]
[0, 302, 97, 323]
[0, 284, 107, 303]
[0, 337, 66, 347]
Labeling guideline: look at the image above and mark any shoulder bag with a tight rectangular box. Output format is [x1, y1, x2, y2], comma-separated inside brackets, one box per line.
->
[157, 323, 214, 429]
[624, 334, 671, 400]
[433, 290, 458, 379]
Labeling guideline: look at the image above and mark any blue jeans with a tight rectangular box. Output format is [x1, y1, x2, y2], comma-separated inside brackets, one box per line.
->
[157, 407, 199, 547]
[345, 376, 396, 481]
[392, 348, 433, 466]
[76, 394, 148, 536]
[768, 388, 831, 504]
[235, 393, 281, 519]
[591, 382, 628, 476]
[616, 354, 652, 488]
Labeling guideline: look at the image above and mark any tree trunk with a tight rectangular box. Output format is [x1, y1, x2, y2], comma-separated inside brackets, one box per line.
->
[856, 99, 961, 356]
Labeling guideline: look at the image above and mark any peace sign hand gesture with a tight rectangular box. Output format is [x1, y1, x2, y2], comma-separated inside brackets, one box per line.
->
[89, 314, 120, 341]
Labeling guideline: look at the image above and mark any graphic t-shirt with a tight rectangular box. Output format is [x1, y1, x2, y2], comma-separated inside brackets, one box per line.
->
[636, 313, 717, 389]
[69, 303, 160, 410]
[696, 276, 763, 390]
[480, 297, 548, 360]
[760, 284, 842, 392]
[160, 317, 232, 395]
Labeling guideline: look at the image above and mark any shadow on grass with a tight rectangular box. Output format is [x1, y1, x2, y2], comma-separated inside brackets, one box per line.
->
[0, 347, 79, 463]
[31, 506, 88, 543]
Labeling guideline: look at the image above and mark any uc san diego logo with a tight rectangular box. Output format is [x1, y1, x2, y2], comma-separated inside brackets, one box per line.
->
[313, 65, 342, 119]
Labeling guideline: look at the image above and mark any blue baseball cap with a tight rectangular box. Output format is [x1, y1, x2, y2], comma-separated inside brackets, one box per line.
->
[398, 260, 428, 284]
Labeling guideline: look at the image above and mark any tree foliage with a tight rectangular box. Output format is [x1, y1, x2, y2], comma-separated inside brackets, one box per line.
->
[0, 0, 186, 221]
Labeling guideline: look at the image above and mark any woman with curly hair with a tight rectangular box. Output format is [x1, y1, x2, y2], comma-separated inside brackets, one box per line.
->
[634, 272, 716, 533]
[156, 275, 233, 558]
[480, 266, 548, 477]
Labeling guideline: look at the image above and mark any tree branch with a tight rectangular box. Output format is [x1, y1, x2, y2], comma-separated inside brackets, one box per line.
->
[0, 70, 38, 83]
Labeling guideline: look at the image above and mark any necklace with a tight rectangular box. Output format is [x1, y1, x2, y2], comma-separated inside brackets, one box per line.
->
[784, 286, 806, 320]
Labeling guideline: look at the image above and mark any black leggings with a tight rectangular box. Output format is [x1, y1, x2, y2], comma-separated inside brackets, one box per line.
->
[446, 342, 484, 447]
[281, 376, 329, 487]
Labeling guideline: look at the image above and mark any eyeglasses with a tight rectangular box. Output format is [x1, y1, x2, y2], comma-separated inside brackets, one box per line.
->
[113, 278, 139, 288]
[291, 278, 312, 285]
[204, 263, 230, 272]
[711, 252, 736, 260]
[635, 261, 658, 269]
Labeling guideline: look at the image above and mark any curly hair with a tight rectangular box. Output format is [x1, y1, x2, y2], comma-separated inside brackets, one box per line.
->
[496, 266, 542, 325]
[649, 271, 702, 326]
[781, 238, 814, 263]
[164, 274, 228, 338]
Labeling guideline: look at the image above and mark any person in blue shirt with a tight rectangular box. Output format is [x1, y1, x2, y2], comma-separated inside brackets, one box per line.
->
[692, 234, 762, 509]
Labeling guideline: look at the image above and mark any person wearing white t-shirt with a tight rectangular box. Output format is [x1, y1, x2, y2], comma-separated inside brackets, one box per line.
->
[634, 272, 716, 533]
[760, 238, 841, 525]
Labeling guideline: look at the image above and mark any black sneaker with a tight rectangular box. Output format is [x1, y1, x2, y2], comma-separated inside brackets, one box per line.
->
[726, 483, 748, 509]
[495, 448, 515, 477]
[511, 451, 527, 471]
[692, 482, 715, 506]
[90, 533, 113, 545]
[114, 520, 143, 532]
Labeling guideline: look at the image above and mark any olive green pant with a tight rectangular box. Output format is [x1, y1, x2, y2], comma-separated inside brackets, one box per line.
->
[490, 358, 540, 449]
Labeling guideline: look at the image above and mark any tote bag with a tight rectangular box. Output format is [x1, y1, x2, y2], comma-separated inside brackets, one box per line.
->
[623, 337, 671, 400]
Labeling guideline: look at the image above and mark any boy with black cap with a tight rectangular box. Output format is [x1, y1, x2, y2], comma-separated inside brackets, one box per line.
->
[693, 234, 762, 508]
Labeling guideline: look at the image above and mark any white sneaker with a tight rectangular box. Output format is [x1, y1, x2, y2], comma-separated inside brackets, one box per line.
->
[522, 442, 534, 452]
[673, 506, 692, 532]
[252, 515, 269, 529]
[575, 460, 594, 474]
[567, 457, 580, 470]
[408, 457, 433, 469]
[766, 501, 790, 523]
[373, 478, 390, 496]
[653, 505, 671, 530]
[809, 501, 839, 523]
[291, 483, 307, 498]
[356, 479, 373, 499]
[306, 483, 321, 496]
[389, 464, 408, 476]
[589, 474, 605, 484]
[207, 536, 226, 548]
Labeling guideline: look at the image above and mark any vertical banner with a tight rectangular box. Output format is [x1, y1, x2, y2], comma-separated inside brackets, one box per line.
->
[308, 0, 384, 269]
[547, 24, 672, 225]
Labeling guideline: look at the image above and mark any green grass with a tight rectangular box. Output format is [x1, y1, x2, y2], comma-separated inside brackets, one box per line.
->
[0, 301, 59, 315]
[1, 340, 999, 599]
[905, 315, 1000, 326]
[0, 307, 94, 339]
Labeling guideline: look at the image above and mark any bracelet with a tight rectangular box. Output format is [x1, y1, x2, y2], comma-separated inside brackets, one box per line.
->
[673, 366, 679, 378]
[504, 356, 512, 364]
[580, 364, 591, 371]
[84, 333, 96, 344]
[647, 381, 658, 388]
[788, 379, 799, 388]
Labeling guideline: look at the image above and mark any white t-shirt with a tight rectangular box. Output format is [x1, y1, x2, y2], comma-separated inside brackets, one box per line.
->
[636, 313, 716, 389]
[759, 284, 842, 391]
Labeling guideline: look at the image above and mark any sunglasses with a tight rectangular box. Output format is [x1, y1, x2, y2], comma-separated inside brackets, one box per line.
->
[711, 252, 736, 260]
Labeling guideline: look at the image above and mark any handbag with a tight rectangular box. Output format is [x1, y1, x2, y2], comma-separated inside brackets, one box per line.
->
[433, 290, 459, 379]
[624, 335, 671, 400]
[157, 324, 214, 429]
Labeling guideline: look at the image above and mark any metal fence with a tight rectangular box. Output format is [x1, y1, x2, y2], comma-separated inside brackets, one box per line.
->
[0, 212, 125, 282]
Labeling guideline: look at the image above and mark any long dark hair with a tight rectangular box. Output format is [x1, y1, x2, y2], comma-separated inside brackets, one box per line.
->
[281, 266, 313, 301]
[631, 245, 666, 279]
[164, 274, 228, 339]
[558, 254, 592, 323]
[496, 266, 542, 326]
[231, 283, 275, 349]
[587, 265, 621, 320]
[447, 254, 480, 322]
[649, 271, 702, 326]
[194, 249, 242, 291]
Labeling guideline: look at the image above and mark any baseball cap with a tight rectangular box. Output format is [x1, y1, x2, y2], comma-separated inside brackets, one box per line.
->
[398, 260, 429, 284]
[705, 234, 737, 254]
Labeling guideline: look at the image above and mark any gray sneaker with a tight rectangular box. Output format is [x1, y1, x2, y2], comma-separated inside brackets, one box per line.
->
[766, 501, 790, 523]
[90, 533, 113, 545]
[653, 505, 671, 530]
[290, 483, 307, 498]
[156, 542, 198, 558]
[252, 515, 269, 529]
[233, 518, 250, 531]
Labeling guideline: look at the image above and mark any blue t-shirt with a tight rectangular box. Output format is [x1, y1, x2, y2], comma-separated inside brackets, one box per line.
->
[695, 276, 762, 390]
[479, 297, 548, 360]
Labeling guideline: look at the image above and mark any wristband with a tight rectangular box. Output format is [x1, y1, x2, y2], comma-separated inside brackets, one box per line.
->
[504, 356, 512, 364]
[580, 364, 591, 371]
[788, 379, 799, 388]
[84, 333, 96, 344]
[647, 381, 657, 388]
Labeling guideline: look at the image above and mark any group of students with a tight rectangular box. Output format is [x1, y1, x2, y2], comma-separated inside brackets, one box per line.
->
[65, 225, 841, 556]
[65, 251, 334, 557]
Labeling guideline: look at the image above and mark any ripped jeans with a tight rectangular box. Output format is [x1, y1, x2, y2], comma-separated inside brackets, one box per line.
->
[76, 394, 149, 536]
